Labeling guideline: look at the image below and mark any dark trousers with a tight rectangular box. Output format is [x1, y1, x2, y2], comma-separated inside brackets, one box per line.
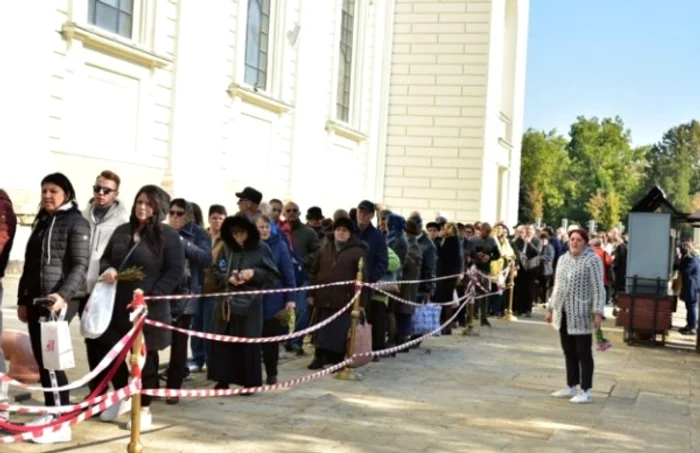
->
[262, 319, 281, 378]
[559, 313, 594, 391]
[27, 302, 79, 406]
[369, 299, 387, 351]
[142, 350, 160, 407]
[86, 338, 130, 395]
[166, 315, 192, 390]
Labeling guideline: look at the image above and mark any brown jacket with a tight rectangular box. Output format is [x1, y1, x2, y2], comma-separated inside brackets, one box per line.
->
[309, 236, 367, 309]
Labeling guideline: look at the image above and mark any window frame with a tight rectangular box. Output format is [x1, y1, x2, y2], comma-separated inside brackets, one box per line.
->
[66, 0, 151, 46]
[235, 0, 286, 98]
[243, 0, 272, 90]
[331, 0, 366, 129]
[87, 0, 136, 39]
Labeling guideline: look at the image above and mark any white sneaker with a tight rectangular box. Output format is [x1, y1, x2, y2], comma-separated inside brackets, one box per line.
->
[279, 346, 288, 360]
[26, 415, 72, 444]
[126, 409, 153, 431]
[100, 399, 131, 422]
[551, 386, 577, 398]
[569, 390, 593, 404]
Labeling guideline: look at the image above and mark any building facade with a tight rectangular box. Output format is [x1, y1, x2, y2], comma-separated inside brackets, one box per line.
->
[0, 0, 528, 263]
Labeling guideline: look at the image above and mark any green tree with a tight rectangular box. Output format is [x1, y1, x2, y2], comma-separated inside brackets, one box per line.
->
[565, 116, 646, 222]
[518, 129, 569, 224]
[642, 120, 700, 213]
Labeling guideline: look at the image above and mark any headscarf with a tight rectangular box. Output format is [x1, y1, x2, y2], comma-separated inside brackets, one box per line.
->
[386, 214, 406, 245]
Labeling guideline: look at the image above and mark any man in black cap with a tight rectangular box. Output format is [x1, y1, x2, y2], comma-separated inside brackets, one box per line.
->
[306, 206, 325, 239]
[356, 200, 388, 357]
[235, 187, 263, 221]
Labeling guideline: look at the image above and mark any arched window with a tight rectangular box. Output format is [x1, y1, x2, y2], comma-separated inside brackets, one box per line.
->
[88, 0, 134, 38]
[336, 0, 355, 122]
[245, 0, 272, 90]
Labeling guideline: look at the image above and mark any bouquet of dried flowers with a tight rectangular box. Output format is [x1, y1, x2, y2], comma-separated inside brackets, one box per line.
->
[115, 266, 146, 282]
[275, 309, 296, 334]
[595, 327, 612, 352]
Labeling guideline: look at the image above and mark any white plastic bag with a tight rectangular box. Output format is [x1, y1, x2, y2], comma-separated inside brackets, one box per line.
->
[81, 281, 117, 339]
[41, 313, 75, 371]
[452, 289, 460, 306]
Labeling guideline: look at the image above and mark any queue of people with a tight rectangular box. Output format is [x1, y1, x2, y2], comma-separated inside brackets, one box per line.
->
[0, 169, 631, 444]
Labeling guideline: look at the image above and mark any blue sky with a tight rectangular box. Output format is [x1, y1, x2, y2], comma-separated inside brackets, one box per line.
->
[524, 0, 700, 146]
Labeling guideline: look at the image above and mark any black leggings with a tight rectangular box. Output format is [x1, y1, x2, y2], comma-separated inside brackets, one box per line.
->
[86, 338, 130, 395]
[262, 319, 282, 378]
[559, 313, 594, 391]
[27, 302, 79, 406]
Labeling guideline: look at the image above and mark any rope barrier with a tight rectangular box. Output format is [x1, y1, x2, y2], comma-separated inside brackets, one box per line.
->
[0, 314, 146, 392]
[0, 379, 142, 445]
[143, 292, 360, 344]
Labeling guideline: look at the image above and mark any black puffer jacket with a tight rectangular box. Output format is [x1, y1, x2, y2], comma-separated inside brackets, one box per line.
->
[18, 202, 90, 305]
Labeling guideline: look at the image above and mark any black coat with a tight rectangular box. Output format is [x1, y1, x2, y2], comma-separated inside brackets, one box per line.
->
[417, 234, 437, 295]
[18, 202, 90, 305]
[398, 236, 422, 315]
[99, 223, 185, 350]
[436, 236, 463, 277]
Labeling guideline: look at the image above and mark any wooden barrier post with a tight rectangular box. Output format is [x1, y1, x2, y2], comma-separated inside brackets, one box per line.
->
[335, 258, 364, 381]
[504, 261, 518, 322]
[128, 289, 145, 453]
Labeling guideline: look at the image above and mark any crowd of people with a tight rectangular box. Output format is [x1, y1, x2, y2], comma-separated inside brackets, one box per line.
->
[0, 168, 644, 444]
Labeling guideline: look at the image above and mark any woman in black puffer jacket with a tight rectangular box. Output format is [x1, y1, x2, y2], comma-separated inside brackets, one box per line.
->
[16, 173, 89, 441]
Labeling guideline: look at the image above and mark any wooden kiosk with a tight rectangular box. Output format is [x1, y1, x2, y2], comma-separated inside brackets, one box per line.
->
[615, 186, 685, 346]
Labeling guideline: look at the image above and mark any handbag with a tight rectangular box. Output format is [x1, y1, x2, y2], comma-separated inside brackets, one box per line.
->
[349, 311, 373, 368]
[81, 241, 140, 339]
[408, 302, 442, 336]
[41, 310, 75, 371]
[224, 251, 254, 316]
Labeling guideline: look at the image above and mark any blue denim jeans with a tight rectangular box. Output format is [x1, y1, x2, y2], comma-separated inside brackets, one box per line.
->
[288, 282, 309, 349]
[190, 296, 215, 367]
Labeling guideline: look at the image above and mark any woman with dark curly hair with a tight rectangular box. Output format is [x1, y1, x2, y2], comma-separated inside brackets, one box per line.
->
[98, 185, 185, 429]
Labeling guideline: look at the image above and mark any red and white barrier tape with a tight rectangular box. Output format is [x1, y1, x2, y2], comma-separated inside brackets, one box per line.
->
[141, 268, 486, 302]
[372, 282, 474, 307]
[144, 292, 359, 344]
[0, 383, 135, 415]
[0, 314, 146, 391]
[141, 360, 351, 398]
[0, 379, 142, 445]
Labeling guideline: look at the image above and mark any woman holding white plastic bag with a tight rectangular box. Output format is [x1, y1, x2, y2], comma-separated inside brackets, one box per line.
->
[16, 173, 90, 444]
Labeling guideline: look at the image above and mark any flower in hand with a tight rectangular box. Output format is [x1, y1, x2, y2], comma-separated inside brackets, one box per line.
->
[595, 327, 612, 352]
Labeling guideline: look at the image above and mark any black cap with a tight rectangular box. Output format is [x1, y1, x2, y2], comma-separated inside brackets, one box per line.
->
[306, 206, 324, 220]
[333, 217, 355, 233]
[357, 200, 375, 214]
[235, 187, 263, 205]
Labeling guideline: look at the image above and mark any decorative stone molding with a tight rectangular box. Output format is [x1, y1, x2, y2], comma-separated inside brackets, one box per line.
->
[325, 120, 368, 143]
[60, 22, 172, 69]
[226, 83, 293, 114]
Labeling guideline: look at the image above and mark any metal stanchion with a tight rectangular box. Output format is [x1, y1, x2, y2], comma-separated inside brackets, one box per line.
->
[503, 261, 518, 322]
[128, 289, 145, 453]
[335, 258, 364, 381]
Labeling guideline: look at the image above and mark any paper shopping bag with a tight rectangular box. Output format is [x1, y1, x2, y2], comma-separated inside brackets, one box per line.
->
[41, 317, 75, 371]
[81, 281, 117, 339]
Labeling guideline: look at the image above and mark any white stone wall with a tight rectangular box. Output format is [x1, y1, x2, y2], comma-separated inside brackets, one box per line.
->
[383, 0, 528, 226]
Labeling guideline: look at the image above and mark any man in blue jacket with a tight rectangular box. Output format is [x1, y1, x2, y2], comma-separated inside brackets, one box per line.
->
[355, 200, 388, 356]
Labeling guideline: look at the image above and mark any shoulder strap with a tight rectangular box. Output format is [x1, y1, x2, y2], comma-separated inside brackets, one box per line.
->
[118, 241, 141, 272]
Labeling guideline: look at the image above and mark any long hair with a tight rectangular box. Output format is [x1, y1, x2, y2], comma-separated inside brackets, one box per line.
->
[131, 185, 170, 254]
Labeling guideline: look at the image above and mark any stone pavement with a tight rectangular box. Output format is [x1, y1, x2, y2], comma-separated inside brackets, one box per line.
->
[2, 274, 700, 453]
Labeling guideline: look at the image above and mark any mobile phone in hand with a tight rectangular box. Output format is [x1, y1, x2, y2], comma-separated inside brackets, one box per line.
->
[33, 297, 55, 309]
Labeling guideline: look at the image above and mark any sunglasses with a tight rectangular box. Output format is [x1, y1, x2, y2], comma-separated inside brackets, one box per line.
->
[285, 209, 298, 213]
[169, 210, 185, 217]
[93, 185, 115, 195]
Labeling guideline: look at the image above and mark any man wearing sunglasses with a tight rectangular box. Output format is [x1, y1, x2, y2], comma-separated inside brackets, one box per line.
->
[83, 171, 129, 310]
